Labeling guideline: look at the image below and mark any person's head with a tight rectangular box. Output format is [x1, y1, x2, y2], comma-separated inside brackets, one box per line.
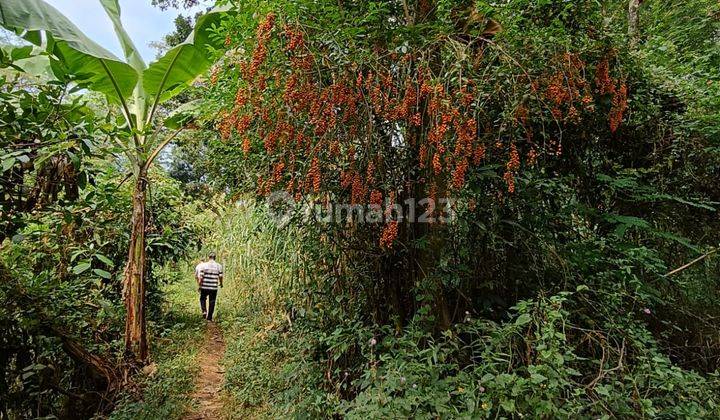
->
[208, 252, 216, 260]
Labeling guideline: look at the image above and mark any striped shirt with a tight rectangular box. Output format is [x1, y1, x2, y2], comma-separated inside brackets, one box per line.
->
[197, 260, 223, 290]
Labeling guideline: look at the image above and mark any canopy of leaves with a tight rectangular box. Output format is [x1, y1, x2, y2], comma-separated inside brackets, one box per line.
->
[150, 0, 200, 10]
[175, 0, 720, 417]
[3, 0, 720, 418]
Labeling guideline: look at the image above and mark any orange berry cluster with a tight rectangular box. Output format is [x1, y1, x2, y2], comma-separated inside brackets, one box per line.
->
[370, 190, 383, 207]
[248, 13, 275, 80]
[541, 53, 593, 124]
[535, 53, 628, 135]
[309, 157, 321, 193]
[595, 57, 628, 132]
[216, 110, 234, 140]
[380, 221, 399, 249]
[609, 82, 628, 133]
[503, 144, 521, 193]
[212, 14, 631, 248]
[283, 24, 304, 52]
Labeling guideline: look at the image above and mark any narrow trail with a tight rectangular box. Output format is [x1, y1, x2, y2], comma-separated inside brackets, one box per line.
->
[183, 322, 226, 420]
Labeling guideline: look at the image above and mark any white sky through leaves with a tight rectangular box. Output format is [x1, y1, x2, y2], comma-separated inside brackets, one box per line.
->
[44, 0, 212, 62]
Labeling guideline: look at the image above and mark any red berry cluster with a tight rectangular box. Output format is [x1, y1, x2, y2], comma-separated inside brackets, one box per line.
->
[212, 14, 630, 249]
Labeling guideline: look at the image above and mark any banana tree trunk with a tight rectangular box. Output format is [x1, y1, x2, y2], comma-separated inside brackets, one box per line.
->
[124, 169, 148, 362]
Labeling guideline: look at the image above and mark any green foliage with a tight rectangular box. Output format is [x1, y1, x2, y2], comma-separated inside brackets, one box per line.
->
[176, 0, 720, 417]
[334, 292, 720, 418]
[640, 0, 720, 138]
[0, 161, 205, 417]
[3, 0, 720, 418]
[0, 65, 206, 416]
[222, 312, 324, 417]
[0, 76, 99, 240]
[176, 199, 720, 418]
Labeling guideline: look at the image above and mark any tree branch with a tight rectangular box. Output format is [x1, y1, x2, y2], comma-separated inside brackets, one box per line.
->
[143, 126, 186, 171]
[664, 248, 718, 277]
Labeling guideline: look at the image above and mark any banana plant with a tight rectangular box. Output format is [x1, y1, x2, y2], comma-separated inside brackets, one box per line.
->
[0, 0, 233, 362]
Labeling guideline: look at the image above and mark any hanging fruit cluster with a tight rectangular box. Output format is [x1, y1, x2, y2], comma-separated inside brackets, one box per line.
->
[595, 57, 629, 133]
[212, 14, 628, 249]
[534, 53, 629, 133]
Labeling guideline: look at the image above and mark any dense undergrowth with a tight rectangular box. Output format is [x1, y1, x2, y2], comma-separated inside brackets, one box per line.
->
[110, 198, 720, 417]
[167, 0, 720, 417]
[170, 202, 720, 418]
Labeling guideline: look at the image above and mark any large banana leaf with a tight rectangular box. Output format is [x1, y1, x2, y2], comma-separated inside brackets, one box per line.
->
[0, 0, 138, 102]
[143, 5, 232, 105]
[1, 45, 52, 78]
[164, 99, 202, 129]
[99, 0, 147, 127]
[99, 0, 146, 72]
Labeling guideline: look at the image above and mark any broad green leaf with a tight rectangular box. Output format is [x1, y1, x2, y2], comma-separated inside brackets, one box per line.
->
[514, 313, 532, 326]
[72, 262, 92, 274]
[0, 0, 138, 102]
[95, 253, 115, 267]
[143, 6, 232, 105]
[93, 268, 112, 279]
[2, 157, 16, 172]
[164, 99, 202, 129]
[530, 372, 547, 384]
[99, 0, 146, 72]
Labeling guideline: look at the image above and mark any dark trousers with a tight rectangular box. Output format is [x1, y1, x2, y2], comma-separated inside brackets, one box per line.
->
[199, 289, 218, 320]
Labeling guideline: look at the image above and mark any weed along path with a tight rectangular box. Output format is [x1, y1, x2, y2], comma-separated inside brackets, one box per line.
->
[183, 322, 227, 419]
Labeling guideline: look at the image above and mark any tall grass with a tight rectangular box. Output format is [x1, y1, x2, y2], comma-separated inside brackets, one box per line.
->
[191, 200, 325, 418]
[198, 200, 306, 319]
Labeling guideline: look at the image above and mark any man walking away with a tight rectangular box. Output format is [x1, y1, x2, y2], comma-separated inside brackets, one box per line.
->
[195, 252, 223, 321]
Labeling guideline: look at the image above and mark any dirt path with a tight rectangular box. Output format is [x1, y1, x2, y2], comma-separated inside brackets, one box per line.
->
[183, 322, 226, 420]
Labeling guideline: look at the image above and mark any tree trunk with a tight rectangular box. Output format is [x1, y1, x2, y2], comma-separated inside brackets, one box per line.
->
[628, 0, 640, 47]
[123, 169, 148, 363]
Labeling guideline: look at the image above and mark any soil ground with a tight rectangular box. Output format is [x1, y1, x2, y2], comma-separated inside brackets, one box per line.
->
[182, 322, 226, 420]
